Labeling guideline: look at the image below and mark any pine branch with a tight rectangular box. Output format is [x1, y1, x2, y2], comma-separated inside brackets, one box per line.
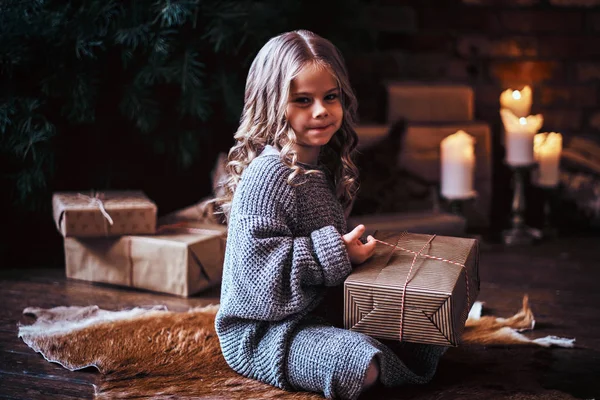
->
[179, 89, 211, 121]
[178, 49, 204, 93]
[0, 101, 17, 135]
[150, 29, 175, 62]
[114, 23, 151, 50]
[7, 99, 55, 160]
[175, 130, 200, 169]
[62, 73, 97, 123]
[200, 0, 249, 53]
[1, 0, 371, 215]
[120, 85, 159, 133]
[154, 0, 196, 28]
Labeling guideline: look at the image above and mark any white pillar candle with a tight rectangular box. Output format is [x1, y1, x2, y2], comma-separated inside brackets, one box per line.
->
[441, 130, 476, 200]
[534, 132, 562, 187]
[500, 85, 532, 118]
[500, 109, 544, 166]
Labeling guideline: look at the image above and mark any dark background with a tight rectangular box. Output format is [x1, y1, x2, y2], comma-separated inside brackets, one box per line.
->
[2, 0, 600, 269]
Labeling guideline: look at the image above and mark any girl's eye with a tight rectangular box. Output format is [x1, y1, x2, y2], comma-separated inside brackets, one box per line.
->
[325, 93, 339, 101]
[294, 97, 311, 104]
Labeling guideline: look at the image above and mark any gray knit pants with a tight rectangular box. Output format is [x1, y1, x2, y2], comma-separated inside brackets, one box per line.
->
[285, 324, 447, 400]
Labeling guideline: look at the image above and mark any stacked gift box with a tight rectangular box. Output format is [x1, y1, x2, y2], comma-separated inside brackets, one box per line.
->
[52, 191, 226, 297]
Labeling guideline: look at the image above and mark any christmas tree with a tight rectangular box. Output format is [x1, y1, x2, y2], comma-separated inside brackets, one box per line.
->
[0, 0, 372, 267]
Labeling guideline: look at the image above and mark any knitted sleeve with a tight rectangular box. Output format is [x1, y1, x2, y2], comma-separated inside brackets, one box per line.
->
[232, 214, 351, 318]
[224, 158, 352, 321]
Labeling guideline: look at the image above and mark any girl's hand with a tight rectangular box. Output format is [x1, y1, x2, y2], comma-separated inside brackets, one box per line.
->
[342, 224, 376, 265]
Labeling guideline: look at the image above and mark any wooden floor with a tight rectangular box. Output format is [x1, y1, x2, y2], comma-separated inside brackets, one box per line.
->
[1, 237, 600, 399]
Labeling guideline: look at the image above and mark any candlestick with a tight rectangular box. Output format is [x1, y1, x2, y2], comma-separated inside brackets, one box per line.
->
[534, 132, 562, 188]
[541, 187, 558, 239]
[502, 164, 542, 246]
[500, 109, 544, 167]
[447, 196, 477, 218]
[500, 85, 532, 118]
[440, 130, 476, 200]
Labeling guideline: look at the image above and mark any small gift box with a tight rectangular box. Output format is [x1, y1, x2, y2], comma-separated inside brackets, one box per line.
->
[53, 191, 157, 237]
[64, 223, 227, 297]
[157, 196, 226, 226]
[344, 231, 480, 346]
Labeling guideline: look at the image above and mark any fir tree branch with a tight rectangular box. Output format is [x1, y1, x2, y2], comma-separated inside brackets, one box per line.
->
[120, 85, 159, 133]
[178, 49, 204, 93]
[153, 0, 195, 28]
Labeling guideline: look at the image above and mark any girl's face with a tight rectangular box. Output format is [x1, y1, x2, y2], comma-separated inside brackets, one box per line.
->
[286, 63, 343, 164]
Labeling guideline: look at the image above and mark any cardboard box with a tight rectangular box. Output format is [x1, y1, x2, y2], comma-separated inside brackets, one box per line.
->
[387, 83, 474, 123]
[157, 197, 226, 226]
[64, 223, 226, 297]
[347, 211, 466, 237]
[397, 121, 492, 229]
[344, 231, 479, 346]
[53, 191, 157, 237]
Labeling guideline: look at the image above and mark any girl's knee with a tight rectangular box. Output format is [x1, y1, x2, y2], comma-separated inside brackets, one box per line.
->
[361, 358, 380, 392]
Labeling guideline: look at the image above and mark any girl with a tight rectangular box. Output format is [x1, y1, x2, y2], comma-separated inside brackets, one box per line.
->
[215, 30, 446, 399]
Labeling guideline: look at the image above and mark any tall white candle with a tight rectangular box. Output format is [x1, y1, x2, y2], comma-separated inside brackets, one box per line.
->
[534, 132, 562, 187]
[500, 109, 544, 166]
[500, 85, 532, 118]
[441, 130, 476, 200]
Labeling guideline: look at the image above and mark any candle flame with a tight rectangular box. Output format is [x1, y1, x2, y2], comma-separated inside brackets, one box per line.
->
[519, 117, 527, 125]
[512, 90, 522, 100]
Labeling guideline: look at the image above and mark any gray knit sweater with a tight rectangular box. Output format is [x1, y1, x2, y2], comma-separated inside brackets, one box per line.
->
[215, 146, 446, 399]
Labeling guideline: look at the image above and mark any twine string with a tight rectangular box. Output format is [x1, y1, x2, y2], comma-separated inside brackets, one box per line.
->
[373, 236, 470, 341]
[77, 192, 114, 226]
[398, 235, 436, 341]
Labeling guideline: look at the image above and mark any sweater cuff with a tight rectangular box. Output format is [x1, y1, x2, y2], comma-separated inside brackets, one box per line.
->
[311, 225, 352, 286]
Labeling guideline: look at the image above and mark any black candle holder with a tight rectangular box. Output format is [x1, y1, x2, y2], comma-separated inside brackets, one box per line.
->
[502, 164, 542, 246]
[541, 186, 558, 239]
[446, 194, 476, 217]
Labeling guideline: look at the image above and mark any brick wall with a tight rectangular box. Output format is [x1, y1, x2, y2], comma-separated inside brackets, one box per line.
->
[349, 0, 600, 138]
[346, 0, 600, 231]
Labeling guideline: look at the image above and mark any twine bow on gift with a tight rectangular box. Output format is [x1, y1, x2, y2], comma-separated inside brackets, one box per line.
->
[77, 192, 114, 226]
[54, 190, 156, 237]
[373, 233, 472, 342]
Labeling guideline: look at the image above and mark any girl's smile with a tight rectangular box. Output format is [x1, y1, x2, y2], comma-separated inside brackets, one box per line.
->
[307, 123, 334, 132]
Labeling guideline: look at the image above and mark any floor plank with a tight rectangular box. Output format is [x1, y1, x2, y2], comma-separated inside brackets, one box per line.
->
[0, 372, 95, 400]
[1, 237, 599, 399]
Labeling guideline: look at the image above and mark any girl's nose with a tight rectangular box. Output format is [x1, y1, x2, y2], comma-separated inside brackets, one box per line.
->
[313, 101, 329, 118]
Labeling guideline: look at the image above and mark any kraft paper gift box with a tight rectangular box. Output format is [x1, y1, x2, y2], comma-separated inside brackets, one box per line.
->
[53, 191, 157, 237]
[157, 196, 226, 226]
[64, 223, 227, 297]
[344, 231, 480, 346]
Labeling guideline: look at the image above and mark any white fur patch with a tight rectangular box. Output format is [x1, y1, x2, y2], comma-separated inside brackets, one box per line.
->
[467, 301, 484, 321]
[532, 335, 576, 348]
[18, 305, 169, 337]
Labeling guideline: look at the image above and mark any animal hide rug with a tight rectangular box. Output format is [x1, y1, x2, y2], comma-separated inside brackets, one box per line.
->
[18, 296, 575, 399]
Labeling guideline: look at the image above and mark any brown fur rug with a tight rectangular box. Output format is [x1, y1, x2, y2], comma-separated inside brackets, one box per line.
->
[18, 297, 576, 399]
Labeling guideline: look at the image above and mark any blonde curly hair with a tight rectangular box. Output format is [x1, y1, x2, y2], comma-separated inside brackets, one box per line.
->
[218, 30, 360, 218]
